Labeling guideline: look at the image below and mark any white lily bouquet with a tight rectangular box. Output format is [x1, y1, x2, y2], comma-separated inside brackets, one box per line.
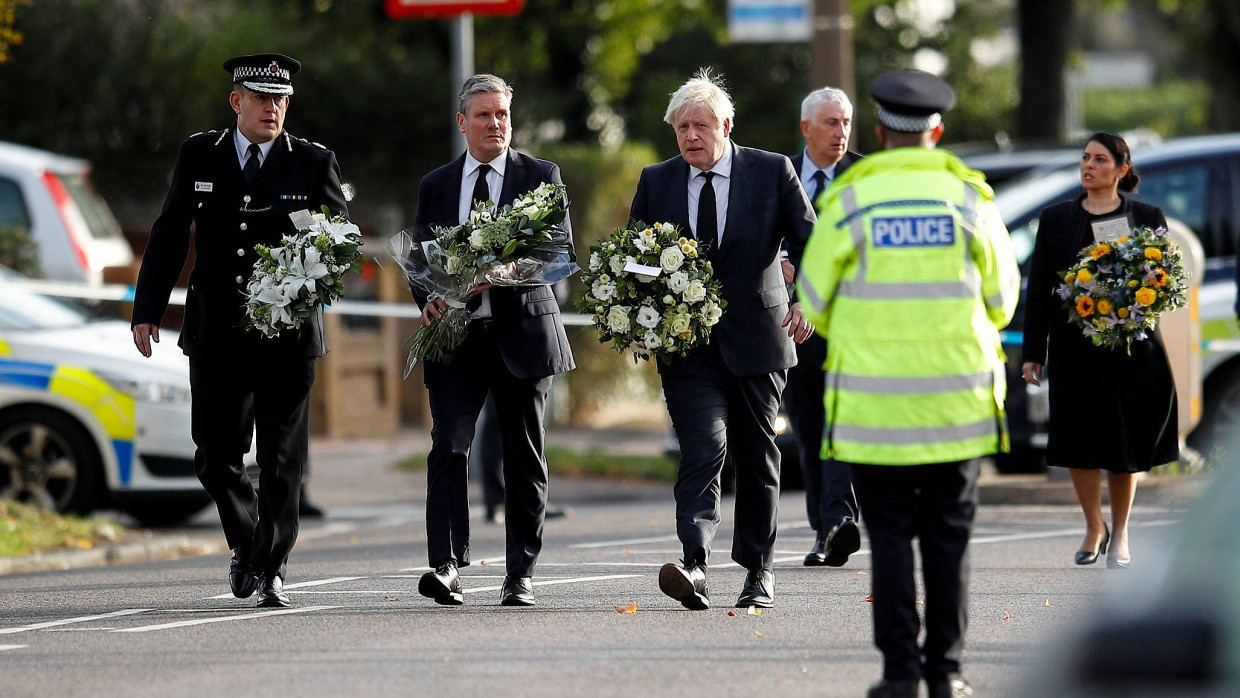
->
[243, 206, 363, 337]
[391, 182, 577, 375]
[575, 220, 725, 363]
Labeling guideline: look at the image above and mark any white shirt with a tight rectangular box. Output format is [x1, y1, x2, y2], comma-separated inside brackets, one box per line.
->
[688, 143, 733, 244]
[233, 130, 275, 170]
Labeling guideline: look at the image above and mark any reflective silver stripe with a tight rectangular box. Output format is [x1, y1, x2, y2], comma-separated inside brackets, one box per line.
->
[835, 279, 978, 300]
[985, 290, 1006, 309]
[798, 270, 829, 315]
[835, 371, 993, 394]
[832, 418, 997, 446]
[839, 187, 869, 282]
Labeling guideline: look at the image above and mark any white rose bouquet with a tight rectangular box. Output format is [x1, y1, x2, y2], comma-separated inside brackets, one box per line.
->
[244, 206, 363, 338]
[390, 182, 577, 375]
[576, 220, 725, 362]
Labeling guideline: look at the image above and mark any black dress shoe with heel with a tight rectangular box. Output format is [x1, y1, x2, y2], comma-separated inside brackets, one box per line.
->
[1074, 525, 1110, 565]
[229, 548, 259, 599]
[500, 576, 536, 606]
[658, 562, 709, 610]
[803, 533, 829, 566]
[257, 575, 291, 608]
[736, 568, 774, 608]
[824, 518, 861, 567]
[866, 678, 919, 698]
[927, 673, 974, 698]
[419, 561, 464, 605]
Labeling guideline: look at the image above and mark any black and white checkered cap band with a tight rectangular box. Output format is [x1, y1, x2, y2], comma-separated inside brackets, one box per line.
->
[877, 107, 941, 133]
[233, 62, 293, 94]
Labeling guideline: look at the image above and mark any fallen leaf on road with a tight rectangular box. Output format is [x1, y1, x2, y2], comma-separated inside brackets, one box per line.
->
[614, 604, 638, 614]
[863, 594, 874, 603]
[1002, 611, 1011, 621]
[754, 631, 764, 638]
[747, 606, 762, 616]
[1044, 599, 1052, 607]
[727, 610, 737, 616]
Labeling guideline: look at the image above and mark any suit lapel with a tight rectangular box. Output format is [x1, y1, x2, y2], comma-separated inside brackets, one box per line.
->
[255, 132, 291, 188]
[718, 144, 751, 258]
[498, 148, 524, 206]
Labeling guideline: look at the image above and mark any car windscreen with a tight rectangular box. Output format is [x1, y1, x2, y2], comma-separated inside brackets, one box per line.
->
[56, 172, 124, 241]
[0, 276, 91, 330]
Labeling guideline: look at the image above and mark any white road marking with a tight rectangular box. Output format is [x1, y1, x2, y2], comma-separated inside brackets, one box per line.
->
[0, 609, 150, 635]
[462, 574, 640, 594]
[207, 576, 366, 600]
[0, 645, 27, 652]
[113, 606, 339, 633]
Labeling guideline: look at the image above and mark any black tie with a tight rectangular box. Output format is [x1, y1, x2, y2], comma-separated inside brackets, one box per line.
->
[243, 143, 261, 185]
[472, 163, 492, 207]
[810, 169, 827, 207]
[697, 171, 717, 246]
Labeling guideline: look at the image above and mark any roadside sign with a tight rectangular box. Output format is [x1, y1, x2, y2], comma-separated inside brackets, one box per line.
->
[384, 0, 524, 19]
[728, 0, 812, 42]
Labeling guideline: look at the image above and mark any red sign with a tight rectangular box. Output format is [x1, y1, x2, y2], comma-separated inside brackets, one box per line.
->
[384, 0, 524, 18]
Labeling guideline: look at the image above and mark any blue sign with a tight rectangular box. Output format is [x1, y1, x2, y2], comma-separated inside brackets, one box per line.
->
[728, 0, 812, 42]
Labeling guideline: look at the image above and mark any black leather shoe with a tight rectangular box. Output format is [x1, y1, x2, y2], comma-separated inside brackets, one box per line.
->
[1075, 525, 1110, 565]
[418, 561, 464, 605]
[299, 498, 325, 519]
[735, 568, 774, 608]
[485, 504, 505, 525]
[803, 533, 829, 566]
[500, 576, 536, 606]
[927, 673, 974, 698]
[256, 575, 291, 608]
[866, 679, 919, 698]
[658, 562, 709, 610]
[228, 548, 259, 599]
[824, 518, 861, 567]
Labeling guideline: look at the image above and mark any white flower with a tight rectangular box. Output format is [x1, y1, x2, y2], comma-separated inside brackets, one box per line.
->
[609, 254, 628, 274]
[592, 277, 617, 302]
[606, 306, 630, 333]
[523, 205, 540, 217]
[589, 251, 601, 271]
[446, 254, 465, 275]
[633, 228, 657, 253]
[637, 306, 660, 329]
[683, 279, 707, 303]
[668, 271, 690, 294]
[667, 311, 692, 336]
[643, 332, 663, 350]
[703, 300, 723, 326]
[663, 294, 675, 305]
[659, 222, 676, 236]
[679, 238, 698, 256]
[660, 246, 685, 273]
[469, 229, 487, 250]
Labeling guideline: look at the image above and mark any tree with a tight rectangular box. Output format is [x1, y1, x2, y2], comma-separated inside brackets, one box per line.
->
[0, 0, 28, 63]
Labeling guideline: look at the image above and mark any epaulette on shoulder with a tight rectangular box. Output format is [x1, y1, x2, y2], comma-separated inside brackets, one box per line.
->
[284, 132, 328, 150]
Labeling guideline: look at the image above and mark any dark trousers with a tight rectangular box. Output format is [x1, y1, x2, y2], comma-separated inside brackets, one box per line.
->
[661, 342, 785, 571]
[850, 458, 979, 683]
[424, 322, 551, 576]
[189, 343, 315, 579]
[469, 393, 505, 510]
[783, 334, 856, 533]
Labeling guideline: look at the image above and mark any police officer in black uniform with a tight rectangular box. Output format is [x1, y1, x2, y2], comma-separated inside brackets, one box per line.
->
[131, 53, 349, 608]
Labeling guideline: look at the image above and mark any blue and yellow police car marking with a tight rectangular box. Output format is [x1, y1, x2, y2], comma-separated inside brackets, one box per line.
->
[0, 351, 137, 486]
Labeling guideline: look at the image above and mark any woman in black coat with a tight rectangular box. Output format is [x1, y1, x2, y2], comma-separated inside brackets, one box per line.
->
[1021, 132, 1179, 569]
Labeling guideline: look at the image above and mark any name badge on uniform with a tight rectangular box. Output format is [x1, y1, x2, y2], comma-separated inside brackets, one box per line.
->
[1091, 215, 1130, 242]
[872, 215, 956, 247]
[195, 181, 213, 192]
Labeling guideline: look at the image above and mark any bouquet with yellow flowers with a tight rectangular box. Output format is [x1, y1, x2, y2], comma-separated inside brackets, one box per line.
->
[575, 221, 725, 362]
[1057, 226, 1189, 352]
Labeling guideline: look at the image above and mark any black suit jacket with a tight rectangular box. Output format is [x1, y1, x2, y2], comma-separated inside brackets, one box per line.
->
[410, 149, 576, 380]
[132, 128, 348, 358]
[790, 150, 862, 209]
[629, 142, 815, 377]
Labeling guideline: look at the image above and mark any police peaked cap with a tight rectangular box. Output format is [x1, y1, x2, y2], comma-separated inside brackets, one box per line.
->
[224, 53, 301, 96]
[870, 69, 956, 133]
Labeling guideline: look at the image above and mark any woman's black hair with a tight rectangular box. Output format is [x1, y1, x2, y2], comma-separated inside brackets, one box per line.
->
[1088, 131, 1141, 194]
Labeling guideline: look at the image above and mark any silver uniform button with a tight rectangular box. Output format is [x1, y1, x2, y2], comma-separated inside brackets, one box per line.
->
[240, 222, 248, 231]
[243, 195, 251, 203]
[236, 276, 244, 284]
[237, 248, 245, 256]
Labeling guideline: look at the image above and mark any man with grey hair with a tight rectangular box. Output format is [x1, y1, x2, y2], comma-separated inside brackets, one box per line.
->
[407, 73, 575, 608]
[630, 68, 816, 610]
[784, 86, 864, 567]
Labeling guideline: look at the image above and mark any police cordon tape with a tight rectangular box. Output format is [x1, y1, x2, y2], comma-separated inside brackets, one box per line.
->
[12, 277, 1240, 353]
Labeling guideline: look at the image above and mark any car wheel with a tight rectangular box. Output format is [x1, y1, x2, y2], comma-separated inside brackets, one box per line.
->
[1188, 363, 1240, 461]
[0, 407, 102, 515]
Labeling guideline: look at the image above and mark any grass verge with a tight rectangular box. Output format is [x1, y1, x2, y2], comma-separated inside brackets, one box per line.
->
[397, 445, 677, 482]
[0, 500, 124, 557]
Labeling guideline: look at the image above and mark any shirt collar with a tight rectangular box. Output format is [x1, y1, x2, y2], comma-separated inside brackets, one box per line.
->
[691, 141, 733, 180]
[465, 149, 509, 179]
[799, 148, 839, 183]
[234, 129, 275, 164]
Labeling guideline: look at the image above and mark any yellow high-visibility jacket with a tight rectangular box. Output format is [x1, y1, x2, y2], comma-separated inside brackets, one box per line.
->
[796, 147, 1021, 465]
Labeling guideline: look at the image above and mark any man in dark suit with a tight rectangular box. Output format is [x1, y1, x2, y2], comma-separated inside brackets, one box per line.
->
[410, 73, 575, 608]
[630, 69, 816, 610]
[131, 54, 349, 608]
[784, 86, 863, 567]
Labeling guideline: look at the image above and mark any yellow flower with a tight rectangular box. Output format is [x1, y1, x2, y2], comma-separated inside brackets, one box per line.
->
[1118, 235, 1130, 244]
[1128, 280, 1139, 288]
[1064, 272, 1076, 284]
[1096, 299, 1113, 315]
[1090, 243, 1112, 259]
[1075, 295, 1095, 317]
[1076, 268, 1093, 284]
[1117, 307, 1130, 318]
[1144, 247, 1163, 261]
[1151, 268, 1168, 288]
[1135, 287, 1157, 306]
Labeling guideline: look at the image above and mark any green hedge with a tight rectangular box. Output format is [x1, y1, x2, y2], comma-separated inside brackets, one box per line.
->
[1083, 82, 1211, 137]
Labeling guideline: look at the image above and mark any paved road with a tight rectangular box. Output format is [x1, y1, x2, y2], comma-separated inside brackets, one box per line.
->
[0, 432, 1187, 697]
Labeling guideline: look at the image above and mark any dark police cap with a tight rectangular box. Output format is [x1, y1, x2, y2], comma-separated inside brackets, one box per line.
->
[870, 69, 956, 133]
[223, 53, 301, 96]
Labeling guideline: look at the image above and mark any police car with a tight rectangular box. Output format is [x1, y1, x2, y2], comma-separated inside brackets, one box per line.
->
[0, 265, 212, 525]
